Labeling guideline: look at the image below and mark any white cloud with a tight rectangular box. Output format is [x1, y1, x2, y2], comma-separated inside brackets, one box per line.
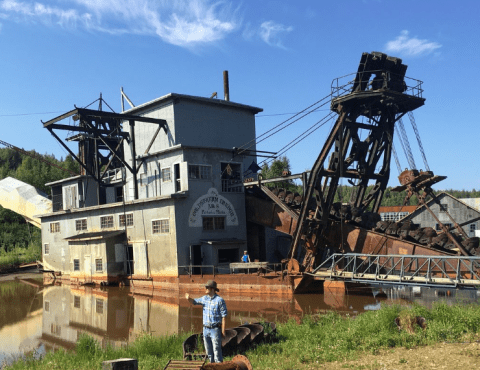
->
[385, 30, 442, 57]
[259, 20, 292, 49]
[0, 0, 239, 47]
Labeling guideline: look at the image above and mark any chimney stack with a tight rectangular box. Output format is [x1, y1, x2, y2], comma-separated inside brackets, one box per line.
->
[223, 70, 230, 101]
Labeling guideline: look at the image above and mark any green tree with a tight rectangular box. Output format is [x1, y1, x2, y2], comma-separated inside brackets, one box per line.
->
[260, 156, 303, 193]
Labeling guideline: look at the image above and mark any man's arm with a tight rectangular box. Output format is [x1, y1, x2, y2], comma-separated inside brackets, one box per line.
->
[185, 293, 194, 304]
[221, 317, 226, 337]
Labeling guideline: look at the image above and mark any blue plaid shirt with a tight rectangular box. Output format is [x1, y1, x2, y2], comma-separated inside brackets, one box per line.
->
[193, 294, 227, 327]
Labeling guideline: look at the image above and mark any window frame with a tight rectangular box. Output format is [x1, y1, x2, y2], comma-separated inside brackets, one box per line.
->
[95, 258, 103, 272]
[188, 164, 212, 180]
[73, 295, 81, 308]
[73, 259, 80, 271]
[203, 216, 226, 231]
[152, 219, 170, 234]
[75, 218, 87, 231]
[100, 215, 114, 229]
[119, 213, 134, 227]
[96, 299, 104, 314]
[162, 167, 172, 182]
[220, 161, 243, 193]
[49, 222, 60, 233]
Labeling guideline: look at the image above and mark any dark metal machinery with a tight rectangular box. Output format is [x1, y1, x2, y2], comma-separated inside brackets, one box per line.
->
[42, 106, 167, 203]
[287, 52, 426, 271]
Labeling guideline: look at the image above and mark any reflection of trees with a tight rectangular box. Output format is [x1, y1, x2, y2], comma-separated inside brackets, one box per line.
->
[0, 279, 43, 329]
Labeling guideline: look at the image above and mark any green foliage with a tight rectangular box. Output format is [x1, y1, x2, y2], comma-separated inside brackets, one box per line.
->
[245, 303, 480, 369]
[261, 156, 303, 194]
[5, 304, 480, 370]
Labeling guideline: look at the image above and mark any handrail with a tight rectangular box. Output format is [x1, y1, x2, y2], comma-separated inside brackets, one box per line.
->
[330, 71, 424, 101]
[178, 262, 283, 277]
[309, 253, 480, 287]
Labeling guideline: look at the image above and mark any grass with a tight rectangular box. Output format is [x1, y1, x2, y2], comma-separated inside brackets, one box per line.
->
[4, 302, 480, 370]
[0, 244, 41, 272]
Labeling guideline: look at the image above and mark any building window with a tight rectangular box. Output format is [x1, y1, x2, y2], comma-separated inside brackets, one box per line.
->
[44, 243, 49, 255]
[73, 259, 80, 271]
[221, 162, 242, 192]
[100, 215, 114, 229]
[44, 301, 50, 312]
[74, 296, 81, 308]
[189, 165, 211, 179]
[51, 323, 61, 336]
[50, 222, 60, 233]
[95, 259, 103, 272]
[440, 204, 448, 212]
[75, 218, 87, 231]
[119, 213, 134, 227]
[470, 223, 477, 232]
[96, 299, 104, 314]
[152, 219, 169, 234]
[162, 168, 171, 182]
[203, 216, 226, 231]
[115, 187, 123, 202]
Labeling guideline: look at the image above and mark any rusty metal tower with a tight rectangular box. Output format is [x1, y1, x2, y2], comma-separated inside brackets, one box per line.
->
[288, 51, 426, 271]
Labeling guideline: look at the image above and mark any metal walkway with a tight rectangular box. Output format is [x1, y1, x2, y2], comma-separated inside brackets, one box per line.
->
[308, 253, 480, 288]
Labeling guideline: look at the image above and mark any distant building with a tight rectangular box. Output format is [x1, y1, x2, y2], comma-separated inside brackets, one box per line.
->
[403, 193, 480, 238]
[458, 198, 480, 212]
[378, 205, 418, 222]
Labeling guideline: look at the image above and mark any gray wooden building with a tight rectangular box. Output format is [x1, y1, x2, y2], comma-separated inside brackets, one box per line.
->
[403, 192, 480, 237]
[38, 93, 263, 285]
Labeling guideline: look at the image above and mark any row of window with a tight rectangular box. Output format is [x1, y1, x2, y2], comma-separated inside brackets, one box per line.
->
[380, 212, 410, 222]
[49, 213, 138, 233]
[49, 214, 225, 236]
[73, 296, 104, 314]
[139, 164, 242, 193]
[72, 258, 103, 272]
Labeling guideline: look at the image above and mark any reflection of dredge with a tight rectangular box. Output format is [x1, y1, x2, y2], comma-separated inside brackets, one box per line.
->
[246, 52, 479, 290]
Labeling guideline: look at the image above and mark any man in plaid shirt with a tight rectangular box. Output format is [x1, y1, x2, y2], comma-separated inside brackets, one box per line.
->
[186, 280, 227, 363]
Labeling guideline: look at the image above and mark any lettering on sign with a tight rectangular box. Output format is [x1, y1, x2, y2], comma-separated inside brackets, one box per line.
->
[188, 188, 238, 227]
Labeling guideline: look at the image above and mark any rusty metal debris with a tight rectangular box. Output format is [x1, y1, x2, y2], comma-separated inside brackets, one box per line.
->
[163, 355, 253, 370]
[183, 322, 276, 361]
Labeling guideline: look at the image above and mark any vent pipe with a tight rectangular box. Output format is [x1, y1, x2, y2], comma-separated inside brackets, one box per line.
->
[223, 70, 230, 101]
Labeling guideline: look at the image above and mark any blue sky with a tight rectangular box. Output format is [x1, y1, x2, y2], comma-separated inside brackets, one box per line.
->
[0, 0, 478, 190]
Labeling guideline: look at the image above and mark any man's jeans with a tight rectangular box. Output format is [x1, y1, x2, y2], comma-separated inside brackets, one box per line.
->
[203, 327, 223, 363]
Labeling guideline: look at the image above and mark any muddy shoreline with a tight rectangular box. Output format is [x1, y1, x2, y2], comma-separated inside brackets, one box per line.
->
[0, 268, 42, 282]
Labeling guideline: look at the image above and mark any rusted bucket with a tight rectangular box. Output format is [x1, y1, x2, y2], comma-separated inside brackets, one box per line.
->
[230, 327, 251, 352]
[239, 324, 264, 343]
[221, 329, 238, 357]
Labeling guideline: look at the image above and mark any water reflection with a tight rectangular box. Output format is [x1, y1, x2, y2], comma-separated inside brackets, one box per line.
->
[1, 277, 480, 366]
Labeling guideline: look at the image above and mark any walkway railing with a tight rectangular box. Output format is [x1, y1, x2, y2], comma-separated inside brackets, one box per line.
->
[308, 253, 480, 288]
[179, 262, 283, 277]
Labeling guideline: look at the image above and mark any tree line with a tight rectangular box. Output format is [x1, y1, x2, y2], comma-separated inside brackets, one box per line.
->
[261, 156, 479, 207]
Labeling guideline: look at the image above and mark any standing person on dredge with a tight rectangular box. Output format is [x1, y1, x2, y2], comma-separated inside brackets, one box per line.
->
[185, 280, 227, 363]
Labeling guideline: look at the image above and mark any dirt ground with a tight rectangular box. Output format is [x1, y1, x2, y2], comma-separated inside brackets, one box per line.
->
[315, 342, 480, 370]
